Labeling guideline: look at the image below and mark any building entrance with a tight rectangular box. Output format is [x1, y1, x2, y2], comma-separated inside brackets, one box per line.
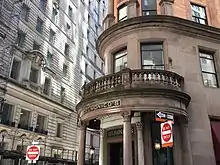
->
[109, 142, 123, 165]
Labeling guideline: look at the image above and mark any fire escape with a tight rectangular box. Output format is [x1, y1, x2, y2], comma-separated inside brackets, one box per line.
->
[0, 0, 23, 111]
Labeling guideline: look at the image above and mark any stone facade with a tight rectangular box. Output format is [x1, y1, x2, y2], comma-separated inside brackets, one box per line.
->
[0, 0, 107, 164]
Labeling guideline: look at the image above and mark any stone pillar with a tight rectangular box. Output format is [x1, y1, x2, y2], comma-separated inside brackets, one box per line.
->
[127, 0, 137, 18]
[77, 122, 87, 165]
[159, 0, 174, 16]
[103, 0, 115, 29]
[180, 122, 193, 165]
[122, 112, 133, 165]
[99, 129, 105, 165]
[136, 122, 144, 165]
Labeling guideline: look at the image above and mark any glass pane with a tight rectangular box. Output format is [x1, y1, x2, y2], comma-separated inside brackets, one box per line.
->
[142, 50, 164, 66]
[115, 56, 127, 73]
[20, 109, 30, 126]
[200, 58, 215, 73]
[200, 52, 213, 59]
[141, 44, 163, 51]
[202, 73, 217, 87]
[119, 6, 127, 20]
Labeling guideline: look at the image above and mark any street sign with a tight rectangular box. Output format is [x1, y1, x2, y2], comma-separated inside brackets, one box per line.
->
[155, 111, 174, 123]
[26, 145, 40, 163]
[161, 121, 173, 148]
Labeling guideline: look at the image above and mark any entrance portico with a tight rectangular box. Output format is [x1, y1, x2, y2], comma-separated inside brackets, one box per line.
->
[76, 68, 192, 165]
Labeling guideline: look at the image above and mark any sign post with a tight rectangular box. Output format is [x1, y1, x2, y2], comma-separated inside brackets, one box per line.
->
[26, 145, 40, 164]
[155, 111, 174, 123]
[161, 121, 173, 148]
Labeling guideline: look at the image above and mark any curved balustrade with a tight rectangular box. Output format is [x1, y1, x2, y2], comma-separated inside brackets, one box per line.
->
[82, 69, 184, 98]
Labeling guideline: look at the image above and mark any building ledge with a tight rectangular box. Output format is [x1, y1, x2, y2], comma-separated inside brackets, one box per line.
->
[97, 15, 220, 59]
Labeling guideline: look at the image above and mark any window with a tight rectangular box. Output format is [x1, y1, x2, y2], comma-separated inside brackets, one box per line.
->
[29, 67, 38, 84]
[19, 109, 31, 129]
[62, 64, 68, 77]
[86, 46, 89, 56]
[90, 134, 94, 146]
[10, 58, 20, 80]
[16, 31, 26, 47]
[60, 87, 65, 103]
[199, 51, 218, 87]
[36, 114, 46, 132]
[94, 55, 97, 64]
[0, 103, 13, 125]
[33, 42, 40, 50]
[68, 6, 72, 18]
[118, 5, 127, 22]
[36, 17, 43, 33]
[151, 121, 174, 165]
[87, 30, 90, 40]
[21, 4, 30, 21]
[88, 15, 91, 25]
[85, 63, 88, 75]
[93, 70, 96, 79]
[191, 4, 207, 25]
[43, 77, 51, 95]
[56, 123, 62, 137]
[141, 43, 164, 70]
[49, 29, 55, 44]
[47, 52, 53, 68]
[95, 25, 98, 35]
[64, 43, 70, 56]
[113, 49, 127, 73]
[142, 0, 157, 15]
[52, 7, 58, 22]
[40, 0, 47, 11]
[66, 23, 71, 30]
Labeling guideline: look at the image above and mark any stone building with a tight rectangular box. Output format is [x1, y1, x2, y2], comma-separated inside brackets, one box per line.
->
[76, 0, 220, 165]
[0, 0, 106, 164]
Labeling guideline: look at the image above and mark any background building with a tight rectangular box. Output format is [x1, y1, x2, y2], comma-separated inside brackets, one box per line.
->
[0, 0, 106, 164]
[77, 0, 220, 165]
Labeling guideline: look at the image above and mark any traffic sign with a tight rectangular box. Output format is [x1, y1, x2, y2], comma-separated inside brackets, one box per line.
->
[155, 111, 174, 123]
[26, 145, 40, 162]
[161, 121, 173, 148]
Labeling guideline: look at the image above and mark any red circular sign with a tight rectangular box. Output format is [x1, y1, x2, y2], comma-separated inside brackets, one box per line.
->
[26, 146, 40, 160]
[162, 123, 172, 142]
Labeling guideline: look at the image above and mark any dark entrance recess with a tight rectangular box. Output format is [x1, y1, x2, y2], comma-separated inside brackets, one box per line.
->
[88, 119, 101, 130]
[109, 142, 135, 165]
[151, 121, 174, 165]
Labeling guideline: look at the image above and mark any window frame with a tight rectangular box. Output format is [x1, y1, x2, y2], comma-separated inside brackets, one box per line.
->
[43, 77, 51, 95]
[21, 3, 30, 21]
[62, 64, 68, 77]
[60, 87, 65, 103]
[36, 17, 43, 34]
[140, 43, 164, 70]
[56, 123, 63, 138]
[10, 58, 21, 80]
[191, 3, 208, 25]
[113, 48, 128, 73]
[29, 67, 39, 84]
[49, 29, 55, 44]
[118, 4, 128, 22]
[64, 43, 70, 56]
[16, 31, 26, 47]
[199, 51, 218, 88]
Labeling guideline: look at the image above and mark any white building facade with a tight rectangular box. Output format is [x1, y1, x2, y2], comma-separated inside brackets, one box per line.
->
[0, 0, 106, 164]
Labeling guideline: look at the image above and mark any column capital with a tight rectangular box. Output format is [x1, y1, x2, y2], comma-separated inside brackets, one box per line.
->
[78, 121, 88, 129]
[100, 128, 105, 137]
[121, 111, 132, 122]
[136, 122, 143, 130]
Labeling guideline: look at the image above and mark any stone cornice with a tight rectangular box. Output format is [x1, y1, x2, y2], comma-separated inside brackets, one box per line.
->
[97, 15, 220, 59]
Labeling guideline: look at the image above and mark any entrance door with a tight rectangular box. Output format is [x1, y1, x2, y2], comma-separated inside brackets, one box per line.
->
[109, 142, 123, 165]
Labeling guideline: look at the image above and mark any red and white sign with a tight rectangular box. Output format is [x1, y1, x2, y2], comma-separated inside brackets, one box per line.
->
[161, 121, 173, 148]
[26, 145, 40, 161]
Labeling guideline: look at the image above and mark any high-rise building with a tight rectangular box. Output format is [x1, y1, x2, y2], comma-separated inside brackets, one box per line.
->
[77, 0, 220, 165]
[0, 0, 106, 164]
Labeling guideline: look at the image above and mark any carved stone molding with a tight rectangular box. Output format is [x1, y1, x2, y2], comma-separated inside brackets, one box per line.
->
[100, 128, 105, 137]
[121, 111, 132, 122]
[136, 122, 143, 130]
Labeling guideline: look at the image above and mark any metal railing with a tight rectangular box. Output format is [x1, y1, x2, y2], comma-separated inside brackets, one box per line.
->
[82, 68, 184, 98]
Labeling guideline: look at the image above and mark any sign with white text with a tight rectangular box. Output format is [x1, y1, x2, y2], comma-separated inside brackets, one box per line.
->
[161, 121, 173, 148]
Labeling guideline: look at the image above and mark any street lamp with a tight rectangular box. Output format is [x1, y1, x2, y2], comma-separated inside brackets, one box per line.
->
[90, 146, 95, 165]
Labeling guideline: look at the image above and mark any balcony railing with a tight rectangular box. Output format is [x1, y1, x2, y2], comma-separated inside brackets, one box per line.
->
[82, 69, 184, 98]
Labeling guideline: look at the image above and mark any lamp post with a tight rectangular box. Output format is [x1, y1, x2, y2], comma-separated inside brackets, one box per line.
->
[90, 146, 95, 165]
[154, 140, 161, 165]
